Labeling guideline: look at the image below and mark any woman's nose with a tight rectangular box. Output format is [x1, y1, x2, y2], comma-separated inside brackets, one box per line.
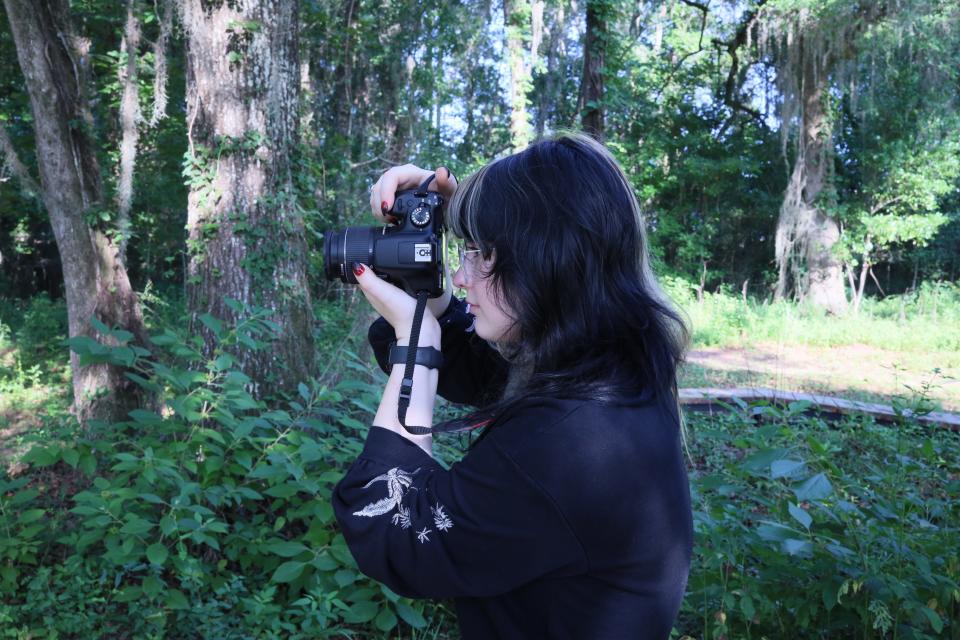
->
[452, 263, 468, 289]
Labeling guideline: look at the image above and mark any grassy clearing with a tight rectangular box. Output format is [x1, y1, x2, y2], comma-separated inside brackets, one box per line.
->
[668, 279, 960, 411]
[665, 278, 960, 354]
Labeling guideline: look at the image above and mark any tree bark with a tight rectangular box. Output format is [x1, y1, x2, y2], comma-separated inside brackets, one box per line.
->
[580, 0, 607, 139]
[181, 0, 314, 398]
[3, 0, 149, 424]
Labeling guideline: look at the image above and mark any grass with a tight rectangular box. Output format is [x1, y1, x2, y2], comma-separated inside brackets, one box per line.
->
[668, 278, 960, 411]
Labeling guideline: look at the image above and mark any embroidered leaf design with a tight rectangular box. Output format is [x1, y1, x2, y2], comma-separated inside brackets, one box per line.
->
[431, 503, 454, 531]
[416, 527, 432, 543]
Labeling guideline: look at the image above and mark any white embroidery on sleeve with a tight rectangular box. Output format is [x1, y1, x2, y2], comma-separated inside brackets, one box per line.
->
[353, 467, 455, 543]
[432, 503, 454, 531]
[353, 467, 418, 519]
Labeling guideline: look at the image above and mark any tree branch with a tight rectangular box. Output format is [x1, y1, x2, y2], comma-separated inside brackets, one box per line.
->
[651, 0, 711, 101]
[711, 0, 770, 124]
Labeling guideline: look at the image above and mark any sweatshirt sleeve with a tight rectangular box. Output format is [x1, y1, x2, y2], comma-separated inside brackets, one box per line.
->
[332, 425, 587, 599]
[368, 296, 508, 407]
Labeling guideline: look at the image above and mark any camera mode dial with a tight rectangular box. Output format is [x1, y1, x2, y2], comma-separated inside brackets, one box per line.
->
[410, 205, 432, 228]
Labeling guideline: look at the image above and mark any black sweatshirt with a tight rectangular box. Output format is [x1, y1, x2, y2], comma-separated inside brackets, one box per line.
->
[332, 297, 692, 639]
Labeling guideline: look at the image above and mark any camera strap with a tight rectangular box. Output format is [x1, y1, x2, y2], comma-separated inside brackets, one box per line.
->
[397, 290, 433, 436]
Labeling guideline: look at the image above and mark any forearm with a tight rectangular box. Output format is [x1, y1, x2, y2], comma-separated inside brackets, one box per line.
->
[372, 321, 442, 457]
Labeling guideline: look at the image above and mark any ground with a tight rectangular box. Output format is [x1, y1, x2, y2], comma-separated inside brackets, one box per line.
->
[681, 342, 959, 411]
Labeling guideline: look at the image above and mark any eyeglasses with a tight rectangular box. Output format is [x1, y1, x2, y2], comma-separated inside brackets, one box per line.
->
[456, 241, 485, 284]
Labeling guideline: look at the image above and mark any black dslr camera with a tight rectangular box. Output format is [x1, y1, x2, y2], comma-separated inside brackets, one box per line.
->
[323, 178, 446, 297]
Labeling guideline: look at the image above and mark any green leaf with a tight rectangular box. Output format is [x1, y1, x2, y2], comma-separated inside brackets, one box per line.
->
[61, 448, 80, 467]
[342, 600, 378, 623]
[770, 459, 806, 479]
[740, 594, 756, 620]
[18, 509, 46, 524]
[271, 561, 306, 583]
[788, 503, 812, 530]
[146, 543, 168, 566]
[266, 541, 309, 558]
[756, 521, 795, 542]
[264, 483, 300, 498]
[142, 574, 164, 598]
[395, 602, 427, 628]
[334, 569, 357, 587]
[79, 453, 97, 475]
[198, 313, 224, 337]
[165, 589, 189, 610]
[793, 473, 833, 501]
[782, 538, 813, 556]
[22, 446, 59, 467]
[129, 409, 164, 425]
[213, 354, 235, 371]
[375, 607, 398, 632]
[921, 606, 944, 633]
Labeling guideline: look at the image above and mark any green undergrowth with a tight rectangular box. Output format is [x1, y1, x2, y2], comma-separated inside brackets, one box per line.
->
[0, 293, 957, 638]
[664, 277, 960, 355]
[0, 303, 464, 639]
[680, 400, 960, 639]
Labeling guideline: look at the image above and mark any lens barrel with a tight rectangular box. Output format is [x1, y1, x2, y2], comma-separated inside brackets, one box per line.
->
[323, 227, 377, 283]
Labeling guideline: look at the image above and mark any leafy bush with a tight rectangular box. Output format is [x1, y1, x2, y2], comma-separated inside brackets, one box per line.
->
[680, 400, 960, 639]
[0, 302, 454, 638]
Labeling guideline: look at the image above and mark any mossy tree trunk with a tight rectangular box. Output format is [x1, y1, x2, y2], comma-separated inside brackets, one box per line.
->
[580, 0, 608, 140]
[774, 42, 846, 313]
[181, 0, 314, 397]
[3, 0, 149, 425]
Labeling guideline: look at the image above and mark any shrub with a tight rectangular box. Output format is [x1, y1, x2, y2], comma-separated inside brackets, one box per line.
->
[0, 301, 453, 638]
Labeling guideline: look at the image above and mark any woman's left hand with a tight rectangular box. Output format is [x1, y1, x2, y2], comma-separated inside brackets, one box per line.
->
[352, 262, 441, 343]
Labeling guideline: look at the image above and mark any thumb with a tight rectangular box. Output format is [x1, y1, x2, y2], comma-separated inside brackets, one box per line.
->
[434, 166, 458, 199]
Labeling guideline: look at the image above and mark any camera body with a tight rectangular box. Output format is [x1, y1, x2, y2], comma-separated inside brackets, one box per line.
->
[323, 188, 446, 297]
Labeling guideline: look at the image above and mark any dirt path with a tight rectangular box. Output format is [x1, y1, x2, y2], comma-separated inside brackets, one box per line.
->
[684, 342, 959, 412]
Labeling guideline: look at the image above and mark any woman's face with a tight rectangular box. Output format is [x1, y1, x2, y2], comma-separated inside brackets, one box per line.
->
[452, 241, 517, 344]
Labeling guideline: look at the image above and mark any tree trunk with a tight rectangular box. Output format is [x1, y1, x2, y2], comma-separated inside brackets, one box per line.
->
[181, 0, 314, 398]
[116, 0, 142, 260]
[3, 0, 149, 424]
[773, 34, 846, 314]
[504, 0, 533, 150]
[580, 0, 607, 139]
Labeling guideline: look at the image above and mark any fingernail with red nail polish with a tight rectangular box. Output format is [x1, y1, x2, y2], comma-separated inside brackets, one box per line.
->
[352, 262, 364, 276]
[381, 201, 389, 212]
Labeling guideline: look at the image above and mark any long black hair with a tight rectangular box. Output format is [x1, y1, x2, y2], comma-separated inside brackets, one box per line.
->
[447, 132, 689, 424]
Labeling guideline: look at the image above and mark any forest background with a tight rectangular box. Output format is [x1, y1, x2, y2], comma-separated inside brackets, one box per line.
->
[0, 0, 958, 638]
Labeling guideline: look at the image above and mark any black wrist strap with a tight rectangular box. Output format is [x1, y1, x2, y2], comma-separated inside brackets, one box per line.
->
[389, 344, 443, 369]
[398, 291, 433, 436]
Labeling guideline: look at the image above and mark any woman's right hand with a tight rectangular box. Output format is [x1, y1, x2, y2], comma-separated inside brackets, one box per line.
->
[368, 164, 458, 222]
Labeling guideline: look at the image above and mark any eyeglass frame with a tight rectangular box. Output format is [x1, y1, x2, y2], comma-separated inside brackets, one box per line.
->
[456, 241, 486, 284]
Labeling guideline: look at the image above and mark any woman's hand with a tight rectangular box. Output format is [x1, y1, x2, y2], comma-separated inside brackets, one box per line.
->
[367, 163, 458, 319]
[368, 164, 458, 223]
[353, 262, 441, 345]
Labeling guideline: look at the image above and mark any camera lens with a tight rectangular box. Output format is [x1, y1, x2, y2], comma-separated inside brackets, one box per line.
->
[323, 227, 377, 283]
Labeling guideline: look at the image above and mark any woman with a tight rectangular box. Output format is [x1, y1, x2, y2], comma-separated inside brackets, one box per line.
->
[333, 132, 692, 639]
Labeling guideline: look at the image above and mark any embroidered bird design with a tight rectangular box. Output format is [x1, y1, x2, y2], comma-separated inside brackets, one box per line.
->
[353, 467, 419, 518]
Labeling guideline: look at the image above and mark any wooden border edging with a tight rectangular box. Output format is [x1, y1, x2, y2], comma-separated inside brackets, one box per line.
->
[679, 387, 960, 431]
